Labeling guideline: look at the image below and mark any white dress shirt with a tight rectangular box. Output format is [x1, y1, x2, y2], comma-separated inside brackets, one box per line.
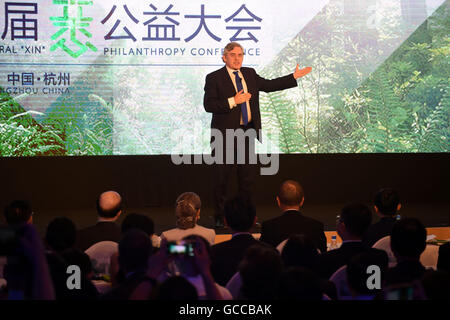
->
[225, 66, 252, 124]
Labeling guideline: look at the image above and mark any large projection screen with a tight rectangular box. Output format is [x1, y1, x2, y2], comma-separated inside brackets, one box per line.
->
[0, 0, 448, 156]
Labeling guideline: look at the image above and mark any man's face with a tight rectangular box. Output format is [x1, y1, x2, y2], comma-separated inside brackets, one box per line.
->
[223, 46, 244, 70]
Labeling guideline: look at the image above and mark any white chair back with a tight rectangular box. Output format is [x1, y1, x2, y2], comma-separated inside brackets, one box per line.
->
[329, 265, 352, 300]
[85, 241, 118, 276]
[276, 239, 288, 253]
[226, 271, 242, 299]
[372, 236, 397, 267]
[420, 245, 439, 270]
[372, 236, 439, 269]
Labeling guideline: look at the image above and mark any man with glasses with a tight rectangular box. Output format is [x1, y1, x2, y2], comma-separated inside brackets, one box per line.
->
[318, 203, 373, 279]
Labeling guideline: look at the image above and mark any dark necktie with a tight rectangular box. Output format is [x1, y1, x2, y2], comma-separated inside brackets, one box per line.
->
[233, 71, 248, 125]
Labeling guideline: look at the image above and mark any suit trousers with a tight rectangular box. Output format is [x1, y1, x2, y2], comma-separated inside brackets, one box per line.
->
[212, 122, 259, 222]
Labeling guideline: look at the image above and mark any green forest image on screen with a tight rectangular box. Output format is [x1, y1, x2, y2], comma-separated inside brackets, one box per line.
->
[0, 0, 448, 156]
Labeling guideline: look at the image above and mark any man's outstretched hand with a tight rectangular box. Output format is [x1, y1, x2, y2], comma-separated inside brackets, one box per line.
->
[293, 64, 312, 80]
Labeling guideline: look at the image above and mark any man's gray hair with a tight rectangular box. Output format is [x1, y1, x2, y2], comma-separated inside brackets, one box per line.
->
[223, 42, 244, 56]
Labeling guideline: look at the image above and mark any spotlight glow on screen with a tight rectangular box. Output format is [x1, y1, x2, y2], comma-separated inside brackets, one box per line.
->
[0, 0, 448, 156]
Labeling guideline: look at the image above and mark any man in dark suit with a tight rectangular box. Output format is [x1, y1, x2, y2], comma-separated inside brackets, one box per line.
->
[385, 218, 428, 286]
[76, 190, 123, 252]
[363, 188, 401, 248]
[318, 203, 373, 279]
[259, 180, 327, 253]
[210, 196, 261, 286]
[204, 42, 311, 227]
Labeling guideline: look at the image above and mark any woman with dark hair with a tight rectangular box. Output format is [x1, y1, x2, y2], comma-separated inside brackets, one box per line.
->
[160, 192, 216, 245]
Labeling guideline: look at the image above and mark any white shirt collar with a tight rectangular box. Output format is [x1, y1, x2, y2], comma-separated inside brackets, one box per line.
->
[226, 66, 241, 77]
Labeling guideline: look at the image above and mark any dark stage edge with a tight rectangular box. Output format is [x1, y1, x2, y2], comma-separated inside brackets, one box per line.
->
[24, 202, 450, 238]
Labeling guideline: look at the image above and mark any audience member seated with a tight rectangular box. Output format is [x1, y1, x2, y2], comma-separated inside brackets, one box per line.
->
[101, 229, 153, 300]
[165, 235, 231, 299]
[2, 223, 55, 300]
[154, 276, 199, 300]
[318, 203, 372, 279]
[45, 217, 98, 300]
[281, 234, 337, 300]
[281, 234, 319, 270]
[259, 180, 327, 253]
[61, 249, 95, 282]
[421, 270, 450, 300]
[1, 200, 34, 291]
[275, 267, 324, 300]
[385, 218, 428, 286]
[44, 218, 74, 290]
[437, 242, 450, 273]
[130, 236, 230, 300]
[111, 213, 159, 287]
[238, 244, 283, 300]
[3, 200, 33, 226]
[121, 212, 160, 248]
[363, 188, 401, 248]
[76, 191, 123, 252]
[160, 192, 215, 245]
[346, 249, 389, 300]
[210, 197, 261, 286]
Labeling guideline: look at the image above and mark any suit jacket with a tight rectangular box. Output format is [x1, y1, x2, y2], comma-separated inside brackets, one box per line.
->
[259, 210, 327, 253]
[210, 233, 261, 286]
[76, 221, 122, 252]
[101, 271, 151, 300]
[318, 241, 367, 279]
[46, 251, 99, 300]
[204, 66, 297, 141]
[385, 260, 427, 286]
[363, 217, 396, 248]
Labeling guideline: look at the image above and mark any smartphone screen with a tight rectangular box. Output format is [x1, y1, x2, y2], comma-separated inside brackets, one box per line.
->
[167, 241, 195, 257]
[169, 243, 187, 254]
[386, 286, 414, 300]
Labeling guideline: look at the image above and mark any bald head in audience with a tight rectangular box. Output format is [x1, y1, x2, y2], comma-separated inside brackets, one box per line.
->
[276, 180, 305, 211]
[96, 191, 122, 221]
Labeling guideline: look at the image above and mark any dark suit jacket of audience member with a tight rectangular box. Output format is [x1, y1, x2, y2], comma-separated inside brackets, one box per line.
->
[318, 241, 367, 279]
[385, 260, 427, 286]
[76, 221, 122, 252]
[46, 252, 99, 300]
[363, 216, 397, 248]
[210, 233, 261, 286]
[101, 271, 152, 300]
[259, 210, 327, 253]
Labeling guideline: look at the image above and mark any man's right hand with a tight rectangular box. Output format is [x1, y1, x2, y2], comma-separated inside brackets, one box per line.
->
[234, 89, 251, 105]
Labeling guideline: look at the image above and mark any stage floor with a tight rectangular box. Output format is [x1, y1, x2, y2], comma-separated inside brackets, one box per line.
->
[28, 202, 450, 237]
